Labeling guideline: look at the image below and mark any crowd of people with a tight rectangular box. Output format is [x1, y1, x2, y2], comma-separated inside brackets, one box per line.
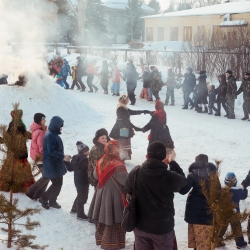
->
[1, 90, 250, 250]
[48, 55, 250, 121]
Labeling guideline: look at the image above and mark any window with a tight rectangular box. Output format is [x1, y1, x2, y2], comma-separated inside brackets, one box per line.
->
[170, 27, 178, 41]
[184, 26, 192, 41]
[157, 27, 164, 41]
[146, 27, 153, 41]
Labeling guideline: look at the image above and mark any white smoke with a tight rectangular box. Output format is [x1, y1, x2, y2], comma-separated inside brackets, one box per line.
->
[0, 0, 59, 92]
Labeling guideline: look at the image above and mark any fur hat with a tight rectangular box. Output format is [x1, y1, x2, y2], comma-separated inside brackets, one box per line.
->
[147, 142, 166, 161]
[245, 72, 250, 76]
[34, 113, 46, 124]
[93, 128, 110, 145]
[200, 70, 206, 75]
[195, 154, 208, 164]
[76, 141, 89, 153]
[186, 67, 192, 72]
[118, 94, 128, 104]
[226, 70, 232, 75]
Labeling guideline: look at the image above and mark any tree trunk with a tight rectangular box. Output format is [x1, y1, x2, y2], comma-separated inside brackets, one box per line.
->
[7, 188, 13, 248]
[210, 242, 216, 250]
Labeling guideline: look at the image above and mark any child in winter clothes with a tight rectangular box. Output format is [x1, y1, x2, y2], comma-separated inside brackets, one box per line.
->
[208, 85, 218, 115]
[65, 141, 89, 220]
[56, 72, 64, 88]
[70, 66, 80, 90]
[220, 172, 248, 249]
[26, 113, 50, 200]
[111, 64, 124, 96]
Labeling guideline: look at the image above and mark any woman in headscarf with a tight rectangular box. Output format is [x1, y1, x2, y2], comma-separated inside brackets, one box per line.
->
[142, 100, 174, 149]
[139, 66, 150, 100]
[88, 140, 128, 250]
[109, 94, 151, 160]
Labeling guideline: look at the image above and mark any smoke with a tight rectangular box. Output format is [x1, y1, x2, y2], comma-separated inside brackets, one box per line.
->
[0, 0, 59, 92]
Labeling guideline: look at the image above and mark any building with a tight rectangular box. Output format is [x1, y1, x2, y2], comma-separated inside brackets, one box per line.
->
[142, 1, 250, 48]
[102, 0, 155, 43]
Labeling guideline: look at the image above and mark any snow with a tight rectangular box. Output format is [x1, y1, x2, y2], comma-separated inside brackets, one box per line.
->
[219, 20, 248, 26]
[1, 55, 250, 249]
[142, 1, 250, 18]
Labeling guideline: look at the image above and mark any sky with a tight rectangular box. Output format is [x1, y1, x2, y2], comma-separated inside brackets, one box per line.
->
[146, 0, 170, 11]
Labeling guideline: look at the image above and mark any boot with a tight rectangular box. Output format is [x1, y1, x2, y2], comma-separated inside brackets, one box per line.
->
[202, 107, 208, 113]
[39, 197, 49, 210]
[77, 214, 88, 221]
[208, 111, 213, 115]
[49, 201, 61, 209]
[147, 98, 153, 102]
[224, 113, 229, 117]
[170, 103, 175, 106]
[214, 112, 221, 116]
[228, 115, 235, 119]
[241, 116, 249, 120]
[116, 93, 120, 96]
[182, 106, 188, 109]
[190, 104, 195, 109]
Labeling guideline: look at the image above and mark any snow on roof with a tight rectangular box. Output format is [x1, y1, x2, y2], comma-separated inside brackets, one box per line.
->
[219, 20, 248, 26]
[142, 1, 250, 18]
[102, 0, 154, 12]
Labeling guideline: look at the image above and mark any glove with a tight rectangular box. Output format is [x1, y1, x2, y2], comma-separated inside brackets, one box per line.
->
[63, 155, 71, 162]
[134, 127, 142, 132]
[143, 110, 151, 114]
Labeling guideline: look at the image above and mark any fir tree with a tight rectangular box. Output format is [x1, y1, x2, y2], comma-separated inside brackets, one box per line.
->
[148, 0, 161, 14]
[125, 0, 144, 42]
[85, 0, 108, 45]
[164, 1, 175, 13]
[0, 103, 47, 249]
[200, 161, 250, 250]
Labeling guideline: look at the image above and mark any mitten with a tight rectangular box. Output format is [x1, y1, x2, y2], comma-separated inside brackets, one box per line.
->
[63, 155, 71, 162]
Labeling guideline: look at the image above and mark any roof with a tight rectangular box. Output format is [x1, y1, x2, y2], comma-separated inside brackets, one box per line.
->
[70, 0, 154, 12]
[142, 1, 250, 19]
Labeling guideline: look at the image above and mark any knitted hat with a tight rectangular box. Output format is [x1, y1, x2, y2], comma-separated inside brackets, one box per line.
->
[195, 154, 208, 164]
[226, 70, 232, 75]
[155, 100, 164, 110]
[76, 141, 89, 153]
[200, 70, 206, 75]
[118, 94, 128, 104]
[245, 72, 250, 76]
[224, 172, 237, 187]
[147, 142, 166, 161]
[186, 67, 192, 72]
[34, 113, 46, 124]
[93, 128, 110, 145]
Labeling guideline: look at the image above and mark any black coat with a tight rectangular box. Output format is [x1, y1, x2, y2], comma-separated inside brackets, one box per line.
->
[208, 89, 216, 103]
[215, 80, 227, 101]
[196, 74, 208, 104]
[142, 114, 173, 148]
[125, 159, 187, 235]
[179, 162, 217, 225]
[65, 154, 89, 190]
[7, 122, 28, 159]
[109, 107, 143, 139]
[142, 71, 151, 88]
[76, 59, 85, 79]
[182, 73, 196, 93]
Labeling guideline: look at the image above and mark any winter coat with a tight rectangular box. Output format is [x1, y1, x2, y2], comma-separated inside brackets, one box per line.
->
[7, 122, 29, 159]
[76, 58, 85, 79]
[215, 80, 227, 101]
[30, 122, 46, 161]
[142, 114, 174, 148]
[196, 74, 208, 104]
[112, 69, 123, 83]
[88, 167, 128, 225]
[60, 61, 71, 76]
[124, 159, 187, 235]
[71, 66, 76, 80]
[109, 107, 143, 139]
[182, 72, 196, 93]
[86, 64, 98, 76]
[142, 70, 151, 88]
[88, 143, 105, 187]
[166, 72, 176, 91]
[227, 186, 248, 213]
[208, 88, 216, 103]
[179, 162, 217, 225]
[99, 68, 109, 87]
[124, 64, 139, 90]
[226, 75, 237, 99]
[65, 154, 89, 190]
[237, 78, 250, 101]
[42, 116, 66, 179]
[151, 71, 163, 92]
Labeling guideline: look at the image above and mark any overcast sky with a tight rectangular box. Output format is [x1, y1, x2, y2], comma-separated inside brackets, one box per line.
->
[146, 0, 170, 11]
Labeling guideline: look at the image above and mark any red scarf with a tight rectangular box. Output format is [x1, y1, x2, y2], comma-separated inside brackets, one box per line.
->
[96, 140, 127, 188]
[154, 100, 167, 123]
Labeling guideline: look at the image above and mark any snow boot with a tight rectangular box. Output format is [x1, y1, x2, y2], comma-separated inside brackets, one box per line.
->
[214, 112, 221, 116]
[25, 192, 36, 201]
[228, 115, 235, 119]
[190, 104, 195, 109]
[241, 116, 249, 120]
[208, 111, 213, 115]
[170, 103, 175, 106]
[77, 214, 88, 221]
[147, 98, 153, 102]
[182, 106, 188, 109]
[112, 93, 116, 96]
[116, 93, 120, 96]
[49, 201, 61, 209]
[224, 113, 229, 117]
[39, 198, 49, 210]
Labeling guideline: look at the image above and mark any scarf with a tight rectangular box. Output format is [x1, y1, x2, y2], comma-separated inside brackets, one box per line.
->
[96, 140, 127, 188]
[10, 109, 26, 129]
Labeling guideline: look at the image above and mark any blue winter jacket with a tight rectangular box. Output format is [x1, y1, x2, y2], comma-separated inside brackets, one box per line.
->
[228, 186, 248, 213]
[42, 116, 66, 179]
[60, 60, 71, 76]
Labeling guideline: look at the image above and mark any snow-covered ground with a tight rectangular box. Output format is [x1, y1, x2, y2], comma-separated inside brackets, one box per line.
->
[0, 61, 250, 249]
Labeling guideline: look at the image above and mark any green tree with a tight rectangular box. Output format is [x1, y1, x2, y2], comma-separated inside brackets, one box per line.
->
[148, 0, 161, 14]
[126, 0, 144, 42]
[0, 103, 47, 249]
[85, 0, 108, 45]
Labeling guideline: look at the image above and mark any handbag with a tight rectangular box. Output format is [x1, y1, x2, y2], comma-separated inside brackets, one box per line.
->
[121, 167, 139, 232]
[119, 128, 129, 137]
